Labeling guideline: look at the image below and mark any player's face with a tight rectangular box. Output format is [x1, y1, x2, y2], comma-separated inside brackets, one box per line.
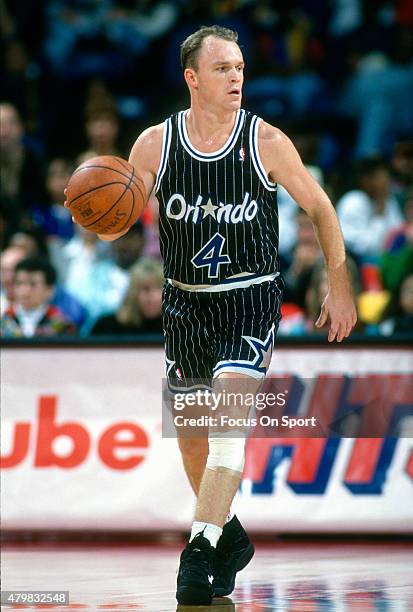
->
[191, 37, 244, 111]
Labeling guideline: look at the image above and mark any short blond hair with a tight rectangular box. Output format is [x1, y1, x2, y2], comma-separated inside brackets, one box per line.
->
[180, 25, 238, 70]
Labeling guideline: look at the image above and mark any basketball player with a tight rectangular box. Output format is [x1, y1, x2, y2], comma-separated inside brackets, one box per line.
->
[97, 26, 357, 605]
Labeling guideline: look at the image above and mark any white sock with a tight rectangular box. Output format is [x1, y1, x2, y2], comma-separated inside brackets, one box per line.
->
[190, 521, 223, 548]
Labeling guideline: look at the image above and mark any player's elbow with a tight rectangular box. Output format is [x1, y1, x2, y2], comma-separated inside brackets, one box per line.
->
[306, 195, 335, 223]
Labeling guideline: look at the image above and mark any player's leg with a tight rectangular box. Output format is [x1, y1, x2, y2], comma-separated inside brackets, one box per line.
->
[193, 371, 259, 526]
[210, 277, 284, 597]
[176, 371, 258, 605]
[195, 278, 283, 527]
[176, 371, 255, 605]
[177, 437, 208, 495]
[176, 278, 283, 604]
[163, 282, 212, 496]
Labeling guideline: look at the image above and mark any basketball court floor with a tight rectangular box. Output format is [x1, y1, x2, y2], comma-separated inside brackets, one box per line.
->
[2, 540, 412, 611]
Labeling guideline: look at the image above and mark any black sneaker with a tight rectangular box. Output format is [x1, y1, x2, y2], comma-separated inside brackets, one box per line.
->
[176, 532, 214, 605]
[212, 515, 254, 596]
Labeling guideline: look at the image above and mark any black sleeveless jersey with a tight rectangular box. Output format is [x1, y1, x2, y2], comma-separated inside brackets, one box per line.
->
[156, 109, 280, 286]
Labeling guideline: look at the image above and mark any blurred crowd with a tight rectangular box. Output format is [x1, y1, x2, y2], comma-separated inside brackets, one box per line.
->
[1, 0, 412, 339]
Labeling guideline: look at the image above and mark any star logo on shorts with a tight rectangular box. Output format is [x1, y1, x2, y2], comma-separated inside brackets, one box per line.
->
[166, 356, 176, 376]
[242, 327, 274, 373]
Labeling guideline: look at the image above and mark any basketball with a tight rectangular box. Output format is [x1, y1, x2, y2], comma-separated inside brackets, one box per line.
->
[66, 155, 146, 235]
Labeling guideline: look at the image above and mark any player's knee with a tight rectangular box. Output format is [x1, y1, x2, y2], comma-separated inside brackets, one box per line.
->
[206, 435, 246, 473]
[178, 437, 208, 459]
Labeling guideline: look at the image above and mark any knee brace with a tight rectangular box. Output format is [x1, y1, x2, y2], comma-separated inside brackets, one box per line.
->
[206, 434, 246, 473]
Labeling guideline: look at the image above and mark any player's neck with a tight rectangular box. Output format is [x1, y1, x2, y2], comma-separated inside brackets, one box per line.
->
[186, 104, 238, 147]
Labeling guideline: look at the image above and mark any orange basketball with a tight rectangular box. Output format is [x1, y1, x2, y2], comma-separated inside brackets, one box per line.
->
[66, 156, 146, 235]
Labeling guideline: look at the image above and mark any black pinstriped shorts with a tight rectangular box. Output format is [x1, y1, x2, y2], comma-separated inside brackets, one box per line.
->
[163, 276, 284, 390]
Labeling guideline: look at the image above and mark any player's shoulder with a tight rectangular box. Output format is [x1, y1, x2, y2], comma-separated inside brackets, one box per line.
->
[257, 119, 289, 148]
[137, 110, 180, 146]
[136, 122, 165, 149]
[129, 122, 164, 174]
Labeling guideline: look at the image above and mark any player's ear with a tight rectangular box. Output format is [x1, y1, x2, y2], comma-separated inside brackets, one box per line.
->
[184, 67, 198, 89]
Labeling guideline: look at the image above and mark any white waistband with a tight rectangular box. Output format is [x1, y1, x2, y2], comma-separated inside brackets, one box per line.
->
[167, 271, 279, 292]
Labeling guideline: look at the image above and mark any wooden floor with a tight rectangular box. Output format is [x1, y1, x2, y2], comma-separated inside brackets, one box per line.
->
[2, 541, 412, 611]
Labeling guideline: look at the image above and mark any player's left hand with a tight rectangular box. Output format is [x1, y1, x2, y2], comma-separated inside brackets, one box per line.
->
[63, 188, 77, 224]
[315, 290, 357, 342]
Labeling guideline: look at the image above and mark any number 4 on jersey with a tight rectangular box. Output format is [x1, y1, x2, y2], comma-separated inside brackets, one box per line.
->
[191, 232, 231, 278]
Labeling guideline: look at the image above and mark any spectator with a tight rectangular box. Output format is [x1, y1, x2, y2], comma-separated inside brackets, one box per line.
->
[0, 102, 47, 236]
[107, 0, 180, 58]
[90, 257, 163, 335]
[245, 4, 328, 119]
[340, 37, 413, 158]
[78, 107, 122, 163]
[1, 256, 77, 337]
[110, 222, 145, 270]
[336, 157, 404, 262]
[61, 225, 129, 326]
[43, 0, 115, 79]
[0, 245, 26, 315]
[141, 195, 162, 260]
[7, 226, 49, 258]
[31, 158, 75, 243]
[381, 187, 413, 293]
[379, 273, 413, 335]
[283, 208, 322, 308]
[0, 0, 44, 148]
[391, 139, 413, 199]
[4, 224, 88, 327]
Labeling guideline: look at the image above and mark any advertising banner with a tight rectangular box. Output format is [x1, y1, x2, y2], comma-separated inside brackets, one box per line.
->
[1, 347, 412, 532]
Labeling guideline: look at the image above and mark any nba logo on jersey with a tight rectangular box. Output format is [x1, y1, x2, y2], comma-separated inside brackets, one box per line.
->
[176, 367, 183, 381]
[238, 147, 245, 162]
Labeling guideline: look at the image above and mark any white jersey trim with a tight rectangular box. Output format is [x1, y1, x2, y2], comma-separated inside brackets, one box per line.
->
[212, 363, 266, 380]
[167, 271, 279, 292]
[178, 109, 245, 162]
[155, 118, 172, 193]
[250, 116, 277, 192]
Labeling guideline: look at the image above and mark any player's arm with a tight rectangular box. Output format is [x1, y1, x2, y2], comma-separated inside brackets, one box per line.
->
[98, 123, 163, 241]
[259, 121, 357, 342]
